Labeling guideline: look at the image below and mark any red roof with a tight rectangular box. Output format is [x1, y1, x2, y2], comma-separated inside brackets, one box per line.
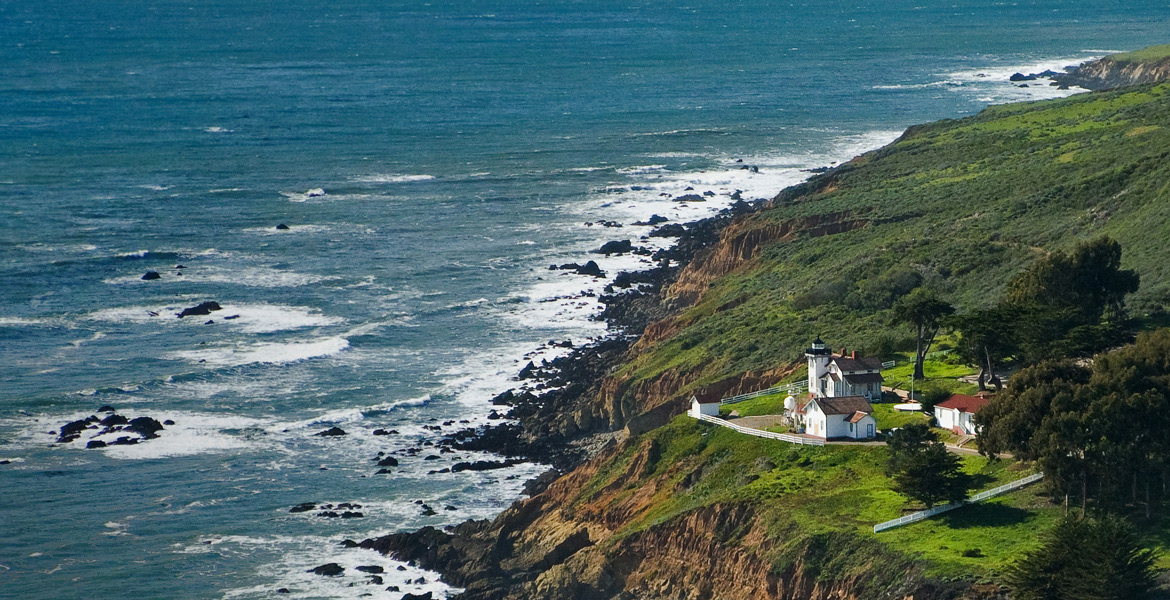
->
[935, 394, 990, 414]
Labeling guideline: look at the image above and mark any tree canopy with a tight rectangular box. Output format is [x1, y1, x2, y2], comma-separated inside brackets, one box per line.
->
[893, 289, 954, 380]
[1006, 515, 1158, 600]
[886, 423, 973, 508]
[976, 329, 1170, 515]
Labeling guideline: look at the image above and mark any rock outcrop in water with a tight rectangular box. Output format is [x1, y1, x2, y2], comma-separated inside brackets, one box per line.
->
[176, 301, 222, 318]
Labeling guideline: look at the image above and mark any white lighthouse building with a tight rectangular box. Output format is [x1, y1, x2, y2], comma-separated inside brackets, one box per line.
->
[804, 337, 884, 402]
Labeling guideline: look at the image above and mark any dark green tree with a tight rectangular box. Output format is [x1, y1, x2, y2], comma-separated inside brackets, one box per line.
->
[950, 307, 1016, 391]
[893, 289, 954, 380]
[1004, 236, 1139, 323]
[1004, 237, 1139, 361]
[1007, 515, 1157, 600]
[887, 424, 973, 508]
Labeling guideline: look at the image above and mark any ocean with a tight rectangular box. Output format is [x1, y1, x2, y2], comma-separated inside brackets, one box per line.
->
[2, 1, 1169, 598]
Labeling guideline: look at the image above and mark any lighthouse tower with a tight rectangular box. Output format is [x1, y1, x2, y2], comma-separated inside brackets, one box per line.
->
[805, 336, 831, 397]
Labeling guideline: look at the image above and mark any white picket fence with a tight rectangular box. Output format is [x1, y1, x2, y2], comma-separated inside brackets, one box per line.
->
[873, 472, 1044, 533]
[689, 411, 825, 446]
[718, 381, 809, 406]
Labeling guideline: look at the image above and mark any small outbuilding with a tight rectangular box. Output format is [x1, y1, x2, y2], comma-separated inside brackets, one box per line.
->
[803, 395, 876, 440]
[933, 394, 991, 435]
[688, 391, 722, 418]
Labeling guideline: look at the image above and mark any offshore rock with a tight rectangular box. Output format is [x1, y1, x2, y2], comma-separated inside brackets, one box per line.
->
[176, 301, 222, 318]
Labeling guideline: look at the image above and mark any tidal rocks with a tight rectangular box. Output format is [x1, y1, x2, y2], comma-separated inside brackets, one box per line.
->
[314, 427, 347, 437]
[306, 188, 326, 197]
[649, 223, 687, 238]
[100, 414, 129, 427]
[450, 459, 523, 473]
[97, 406, 115, 413]
[57, 419, 92, 443]
[276, 223, 290, 230]
[593, 240, 633, 255]
[372, 429, 397, 436]
[141, 271, 161, 281]
[673, 193, 705, 202]
[376, 456, 399, 467]
[127, 416, 164, 439]
[575, 260, 604, 277]
[290, 502, 318, 513]
[86, 440, 107, 449]
[522, 468, 560, 496]
[340, 539, 361, 548]
[176, 301, 223, 318]
[401, 591, 433, 600]
[354, 565, 384, 574]
[632, 214, 669, 226]
[307, 563, 344, 577]
[517, 362, 537, 380]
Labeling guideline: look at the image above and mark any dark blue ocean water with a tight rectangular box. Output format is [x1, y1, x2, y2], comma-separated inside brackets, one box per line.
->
[2, 1, 1169, 598]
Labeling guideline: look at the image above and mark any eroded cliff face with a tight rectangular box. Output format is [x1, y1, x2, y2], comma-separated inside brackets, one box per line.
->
[1062, 56, 1170, 91]
[663, 211, 869, 310]
[365, 435, 994, 600]
[585, 209, 870, 432]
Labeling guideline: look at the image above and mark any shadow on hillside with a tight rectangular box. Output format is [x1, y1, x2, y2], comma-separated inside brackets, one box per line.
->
[936, 502, 1032, 529]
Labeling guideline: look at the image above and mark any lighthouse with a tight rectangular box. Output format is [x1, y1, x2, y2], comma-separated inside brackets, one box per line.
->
[805, 336, 831, 397]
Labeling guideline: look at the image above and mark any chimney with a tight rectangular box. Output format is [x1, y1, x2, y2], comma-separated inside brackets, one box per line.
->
[840, 347, 847, 357]
[851, 351, 857, 359]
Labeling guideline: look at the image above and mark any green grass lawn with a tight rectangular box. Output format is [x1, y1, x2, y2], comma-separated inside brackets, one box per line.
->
[720, 391, 792, 417]
[582, 416, 1073, 577]
[879, 487, 1061, 578]
[882, 351, 979, 391]
[872, 403, 931, 431]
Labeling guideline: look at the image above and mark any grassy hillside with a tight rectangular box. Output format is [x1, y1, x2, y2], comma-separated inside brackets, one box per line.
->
[612, 82, 1170, 410]
[1109, 44, 1170, 64]
[572, 416, 1169, 583]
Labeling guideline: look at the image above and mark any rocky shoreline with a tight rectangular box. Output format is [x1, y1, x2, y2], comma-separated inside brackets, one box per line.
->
[428, 198, 762, 475]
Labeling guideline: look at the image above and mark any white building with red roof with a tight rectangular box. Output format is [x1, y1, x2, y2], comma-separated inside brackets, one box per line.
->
[933, 394, 991, 435]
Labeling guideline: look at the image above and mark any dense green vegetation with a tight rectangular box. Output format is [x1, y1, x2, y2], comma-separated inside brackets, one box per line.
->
[594, 79, 1170, 592]
[887, 424, 974, 508]
[1110, 44, 1170, 64]
[1006, 515, 1159, 600]
[977, 329, 1170, 516]
[578, 415, 1040, 574]
[616, 82, 1170, 406]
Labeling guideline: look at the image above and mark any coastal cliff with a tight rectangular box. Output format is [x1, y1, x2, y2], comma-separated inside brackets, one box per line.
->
[385, 69, 1170, 598]
[1060, 44, 1170, 90]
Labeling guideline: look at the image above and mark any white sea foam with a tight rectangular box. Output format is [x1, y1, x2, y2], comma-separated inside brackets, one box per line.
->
[0, 316, 47, 327]
[940, 53, 1103, 104]
[103, 265, 327, 287]
[86, 303, 342, 333]
[241, 224, 332, 236]
[351, 173, 436, 184]
[11, 409, 272, 460]
[169, 336, 350, 367]
[199, 534, 459, 600]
